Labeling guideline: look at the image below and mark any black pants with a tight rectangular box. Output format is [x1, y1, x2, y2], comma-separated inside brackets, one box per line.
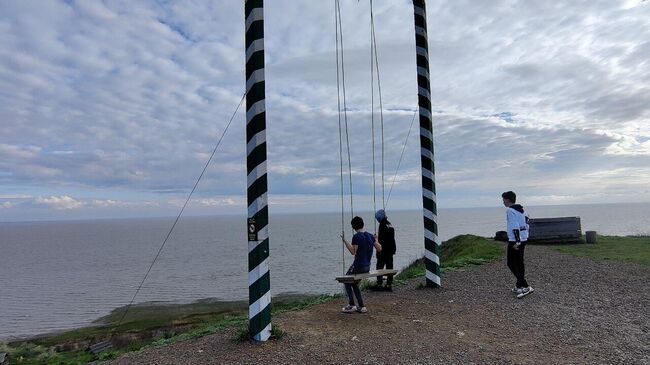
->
[507, 242, 529, 288]
[376, 254, 394, 286]
[344, 265, 370, 307]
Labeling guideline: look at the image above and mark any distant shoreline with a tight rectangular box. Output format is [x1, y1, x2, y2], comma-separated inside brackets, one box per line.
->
[3, 201, 650, 224]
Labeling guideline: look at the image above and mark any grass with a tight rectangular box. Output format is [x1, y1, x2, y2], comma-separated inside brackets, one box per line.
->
[234, 324, 285, 342]
[553, 235, 650, 266]
[391, 234, 504, 286]
[1, 234, 502, 364]
[440, 234, 504, 269]
[0, 341, 98, 365]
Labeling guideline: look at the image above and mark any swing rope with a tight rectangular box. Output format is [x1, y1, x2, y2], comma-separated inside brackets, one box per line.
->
[335, 0, 345, 274]
[370, 4, 377, 232]
[370, 0, 386, 211]
[335, 0, 354, 274]
[339, 1, 354, 221]
[335, 0, 389, 272]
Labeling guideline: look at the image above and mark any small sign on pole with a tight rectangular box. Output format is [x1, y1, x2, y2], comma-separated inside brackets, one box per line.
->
[248, 218, 257, 241]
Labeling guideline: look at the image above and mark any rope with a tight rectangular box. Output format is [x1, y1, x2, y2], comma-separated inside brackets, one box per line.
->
[369, 0, 377, 232]
[110, 93, 246, 334]
[370, 0, 386, 210]
[386, 109, 418, 209]
[334, 0, 345, 274]
[337, 1, 354, 220]
[335, 0, 355, 273]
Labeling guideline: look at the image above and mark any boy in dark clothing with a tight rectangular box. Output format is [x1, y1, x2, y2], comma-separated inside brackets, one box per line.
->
[374, 209, 396, 291]
[501, 191, 534, 299]
[340, 216, 382, 313]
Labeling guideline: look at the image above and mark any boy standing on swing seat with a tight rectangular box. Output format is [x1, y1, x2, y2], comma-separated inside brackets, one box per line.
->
[374, 209, 396, 291]
[340, 216, 382, 314]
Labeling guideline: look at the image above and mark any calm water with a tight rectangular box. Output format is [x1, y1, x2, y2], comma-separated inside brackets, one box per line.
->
[1, 203, 649, 340]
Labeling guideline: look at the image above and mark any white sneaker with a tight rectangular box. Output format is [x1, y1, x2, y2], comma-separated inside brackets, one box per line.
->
[357, 306, 368, 314]
[511, 287, 523, 294]
[341, 305, 357, 313]
[517, 286, 534, 299]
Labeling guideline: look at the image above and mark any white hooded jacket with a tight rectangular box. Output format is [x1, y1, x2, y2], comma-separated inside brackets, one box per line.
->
[506, 204, 529, 242]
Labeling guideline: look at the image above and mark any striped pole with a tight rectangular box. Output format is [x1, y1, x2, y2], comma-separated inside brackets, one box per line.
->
[245, 0, 271, 342]
[413, 0, 441, 288]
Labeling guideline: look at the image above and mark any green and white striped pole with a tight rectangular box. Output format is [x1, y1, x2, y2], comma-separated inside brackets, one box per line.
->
[413, 0, 441, 288]
[245, 0, 271, 342]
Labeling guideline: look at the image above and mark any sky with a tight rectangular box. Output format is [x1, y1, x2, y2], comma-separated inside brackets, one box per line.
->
[0, 0, 649, 221]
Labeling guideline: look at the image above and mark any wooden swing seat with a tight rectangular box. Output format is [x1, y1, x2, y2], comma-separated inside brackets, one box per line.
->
[335, 269, 398, 283]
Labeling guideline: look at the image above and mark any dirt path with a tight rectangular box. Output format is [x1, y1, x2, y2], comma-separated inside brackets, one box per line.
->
[103, 246, 650, 364]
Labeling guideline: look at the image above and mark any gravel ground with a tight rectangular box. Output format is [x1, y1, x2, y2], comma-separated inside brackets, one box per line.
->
[101, 245, 650, 365]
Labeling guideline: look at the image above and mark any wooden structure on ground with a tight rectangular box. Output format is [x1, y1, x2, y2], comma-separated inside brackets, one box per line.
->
[335, 269, 398, 283]
[528, 217, 582, 243]
[88, 340, 113, 354]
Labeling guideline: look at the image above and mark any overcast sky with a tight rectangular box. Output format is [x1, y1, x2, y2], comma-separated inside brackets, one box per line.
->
[1, 0, 649, 221]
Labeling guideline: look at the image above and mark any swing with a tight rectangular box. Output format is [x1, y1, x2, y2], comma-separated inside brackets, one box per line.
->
[333, 0, 397, 284]
[335, 269, 398, 284]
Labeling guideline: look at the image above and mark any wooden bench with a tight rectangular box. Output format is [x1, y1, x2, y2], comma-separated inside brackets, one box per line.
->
[335, 269, 398, 283]
[528, 217, 582, 243]
[88, 340, 113, 354]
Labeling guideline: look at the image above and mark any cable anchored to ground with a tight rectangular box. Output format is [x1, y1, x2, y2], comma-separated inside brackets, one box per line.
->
[110, 93, 246, 334]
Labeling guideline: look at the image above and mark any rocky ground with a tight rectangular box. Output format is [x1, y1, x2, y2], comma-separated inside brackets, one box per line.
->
[101, 245, 650, 364]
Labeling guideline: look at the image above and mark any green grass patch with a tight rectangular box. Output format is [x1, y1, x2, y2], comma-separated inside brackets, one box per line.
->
[0, 341, 98, 365]
[553, 235, 650, 266]
[440, 234, 504, 270]
[271, 294, 342, 315]
[392, 234, 504, 285]
[395, 258, 426, 281]
[233, 324, 285, 343]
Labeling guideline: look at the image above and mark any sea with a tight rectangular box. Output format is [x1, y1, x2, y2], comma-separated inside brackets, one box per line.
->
[1, 203, 649, 340]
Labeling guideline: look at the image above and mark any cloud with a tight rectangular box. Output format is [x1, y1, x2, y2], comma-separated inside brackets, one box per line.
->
[89, 199, 159, 208]
[34, 195, 85, 210]
[0, 194, 32, 199]
[300, 177, 335, 187]
[0, 0, 649, 220]
[196, 197, 239, 207]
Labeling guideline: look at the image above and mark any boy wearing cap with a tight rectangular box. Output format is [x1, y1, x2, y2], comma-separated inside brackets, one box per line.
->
[374, 209, 396, 291]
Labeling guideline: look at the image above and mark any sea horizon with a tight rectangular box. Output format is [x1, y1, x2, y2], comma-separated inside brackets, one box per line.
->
[3, 200, 650, 224]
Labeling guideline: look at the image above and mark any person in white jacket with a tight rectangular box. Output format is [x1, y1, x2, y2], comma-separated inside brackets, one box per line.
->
[502, 191, 534, 298]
